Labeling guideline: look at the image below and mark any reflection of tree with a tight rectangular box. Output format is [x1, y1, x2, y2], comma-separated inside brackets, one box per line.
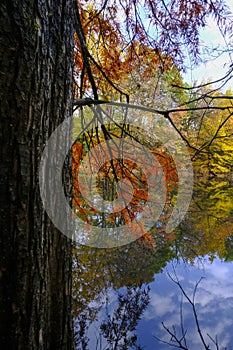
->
[74, 313, 89, 350]
[100, 286, 150, 350]
[72, 120, 179, 244]
[71, 90, 233, 348]
[75, 286, 150, 350]
[174, 176, 233, 263]
[73, 236, 174, 316]
[171, 94, 233, 262]
[154, 270, 228, 350]
[224, 234, 233, 262]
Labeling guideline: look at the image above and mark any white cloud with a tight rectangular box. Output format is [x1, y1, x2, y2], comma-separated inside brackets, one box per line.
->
[148, 259, 233, 348]
[183, 0, 233, 91]
[144, 291, 177, 319]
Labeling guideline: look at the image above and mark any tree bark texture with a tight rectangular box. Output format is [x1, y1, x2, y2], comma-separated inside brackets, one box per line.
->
[0, 1, 74, 348]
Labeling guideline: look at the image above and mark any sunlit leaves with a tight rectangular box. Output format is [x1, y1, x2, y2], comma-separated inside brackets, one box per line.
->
[72, 123, 179, 236]
[75, 0, 233, 99]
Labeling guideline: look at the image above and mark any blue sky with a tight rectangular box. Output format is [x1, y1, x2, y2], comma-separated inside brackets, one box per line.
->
[183, 0, 233, 91]
[89, 0, 233, 92]
[82, 258, 233, 350]
[139, 259, 233, 349]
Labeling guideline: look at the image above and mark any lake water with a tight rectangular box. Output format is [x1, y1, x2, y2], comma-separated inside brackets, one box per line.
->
[72, 176, 233, 350]
[71, 105, 233, 349]
[81, 258, 233, 349]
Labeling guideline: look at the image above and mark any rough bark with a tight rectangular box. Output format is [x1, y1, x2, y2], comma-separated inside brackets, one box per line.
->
[0, 1, 74, 348]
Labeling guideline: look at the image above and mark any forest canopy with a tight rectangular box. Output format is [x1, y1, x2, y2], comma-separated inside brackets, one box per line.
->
[74, 0, 233, 100]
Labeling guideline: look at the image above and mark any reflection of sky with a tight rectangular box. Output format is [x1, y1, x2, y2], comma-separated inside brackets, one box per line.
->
[86, 290, 118, 350]
[138, 258, 233, 349]
[84, 258, 233, 349]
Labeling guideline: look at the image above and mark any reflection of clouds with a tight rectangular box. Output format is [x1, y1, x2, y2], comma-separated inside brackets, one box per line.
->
[85, 289, 118, 350]
[188, 263, 233, 328]
[146, 259, 233, 349]
[183, 316, 233, 349]
[206, 260, 231, 279]
[80, 259, 233, 350]
[191, 261, 233, 348]
[195, 281, 233, 306]
[201, 17, 226, 45]
[194, 262, 233, 306]
[144, 292, 176, 319]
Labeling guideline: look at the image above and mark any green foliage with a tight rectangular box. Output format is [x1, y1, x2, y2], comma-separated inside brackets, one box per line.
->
[175, 176, 233, 262]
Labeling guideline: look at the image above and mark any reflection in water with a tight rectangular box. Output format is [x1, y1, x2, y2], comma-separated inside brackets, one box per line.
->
[71, 119, 182, 247]
[73, 175, 233, 349]
[75, 286, 150, 350]
[176, 176, 233, 262]
[138, 259, 233, 349]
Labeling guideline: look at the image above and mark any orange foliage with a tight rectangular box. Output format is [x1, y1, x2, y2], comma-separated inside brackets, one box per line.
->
[71, 126, 179, 248]
[74, 4, 175, 98]
[138, 233, 156, 250]
[74, 0, 232, 98]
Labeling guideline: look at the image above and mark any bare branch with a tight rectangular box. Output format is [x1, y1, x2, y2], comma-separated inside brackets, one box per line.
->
[165, 270, 210, 349]
[172, 68, 233, 90]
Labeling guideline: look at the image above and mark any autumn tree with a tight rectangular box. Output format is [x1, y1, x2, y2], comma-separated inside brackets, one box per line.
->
[1, 0, 233, 349]
[74, 0, 233, 100]
[73, 2, 233, 250]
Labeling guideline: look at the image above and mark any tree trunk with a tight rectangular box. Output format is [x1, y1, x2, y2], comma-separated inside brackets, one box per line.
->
[0, 1, 74, 348]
